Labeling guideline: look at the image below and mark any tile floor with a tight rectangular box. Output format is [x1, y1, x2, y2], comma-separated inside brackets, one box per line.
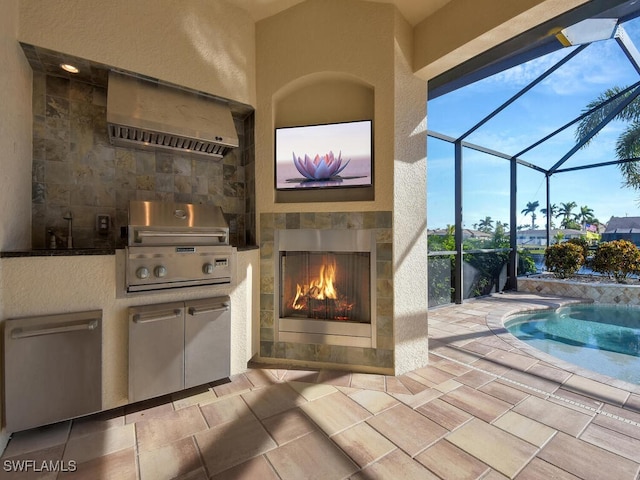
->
[2, 292, 640, 479]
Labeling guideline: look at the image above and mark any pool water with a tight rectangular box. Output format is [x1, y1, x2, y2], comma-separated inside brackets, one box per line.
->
[506, 304, 640, 385]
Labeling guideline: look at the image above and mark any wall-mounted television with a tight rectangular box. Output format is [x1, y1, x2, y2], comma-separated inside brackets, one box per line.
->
[274, 120, 373, 202]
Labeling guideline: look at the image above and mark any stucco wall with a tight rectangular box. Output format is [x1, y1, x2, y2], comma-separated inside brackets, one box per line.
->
[0, 0, 32, 252]
[392, 11, 428, 374]
[0, 0, 33, 451]
[18, 0, 256, 106]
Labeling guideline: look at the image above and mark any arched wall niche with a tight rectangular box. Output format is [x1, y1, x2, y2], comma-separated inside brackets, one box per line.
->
[274, 71, 374, 128]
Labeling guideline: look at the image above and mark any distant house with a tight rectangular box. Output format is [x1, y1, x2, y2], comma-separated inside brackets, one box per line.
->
[516, 228, 583, 247]
[428, 228, 493, 242]
[462, 229, 493, 241]
[601, 216, 640, 246]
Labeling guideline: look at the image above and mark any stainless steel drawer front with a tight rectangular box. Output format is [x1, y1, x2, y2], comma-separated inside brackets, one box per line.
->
[4, 310, 102, 432]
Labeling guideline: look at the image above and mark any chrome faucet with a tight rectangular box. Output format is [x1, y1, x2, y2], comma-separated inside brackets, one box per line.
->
[63, 211, 73, 249]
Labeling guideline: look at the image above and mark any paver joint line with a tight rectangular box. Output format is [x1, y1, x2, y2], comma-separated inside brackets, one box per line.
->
[432, 351, 640, 429]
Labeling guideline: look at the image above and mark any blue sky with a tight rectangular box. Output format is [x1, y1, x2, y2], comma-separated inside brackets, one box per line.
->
[427, 16, 640, 230]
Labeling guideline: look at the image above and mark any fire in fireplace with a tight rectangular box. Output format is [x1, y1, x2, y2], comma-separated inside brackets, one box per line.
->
[280, 251, 370, 323]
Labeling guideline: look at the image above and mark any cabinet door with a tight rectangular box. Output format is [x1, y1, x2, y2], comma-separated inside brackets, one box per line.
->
[184, 296, 231, 389]
[129, 302, 184, 403]
[4, 310, 102, 432]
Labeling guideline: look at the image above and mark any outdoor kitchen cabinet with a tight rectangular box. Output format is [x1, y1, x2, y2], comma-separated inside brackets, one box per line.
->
[128, 296, 230, 403]
[4, 310, 102, 432]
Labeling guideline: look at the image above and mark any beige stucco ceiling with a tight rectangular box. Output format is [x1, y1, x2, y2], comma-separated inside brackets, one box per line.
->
[235, 0, 452, 26]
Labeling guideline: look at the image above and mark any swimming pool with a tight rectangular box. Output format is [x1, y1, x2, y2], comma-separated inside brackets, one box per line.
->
[505, 304, 640, 385]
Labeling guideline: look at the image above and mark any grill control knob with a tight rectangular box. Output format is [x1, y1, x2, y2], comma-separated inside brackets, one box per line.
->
[136, 267, 150, 279]
[202, 263, 214, 275]
[154, 266, 168, 278]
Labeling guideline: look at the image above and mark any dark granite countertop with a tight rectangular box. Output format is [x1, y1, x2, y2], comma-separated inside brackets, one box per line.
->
[1, 245, 258, 258]
[1, 248, 116, 258]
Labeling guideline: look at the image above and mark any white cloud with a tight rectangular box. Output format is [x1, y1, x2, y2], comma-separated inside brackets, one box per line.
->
[483, 40, 633, 97]
[489, 51, 563, 87]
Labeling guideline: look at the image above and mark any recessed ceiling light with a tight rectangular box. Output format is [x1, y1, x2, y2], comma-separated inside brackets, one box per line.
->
[60, 63, 79, 74]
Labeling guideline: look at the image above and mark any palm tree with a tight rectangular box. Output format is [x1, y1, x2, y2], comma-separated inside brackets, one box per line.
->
[576, 86, 640, 193]
[577, 205, 595, 230]
[520, 201, 539, 230]
[478, 216, 494, 233]
[556, 201, 578, 228]
[540, 203, 557, 229]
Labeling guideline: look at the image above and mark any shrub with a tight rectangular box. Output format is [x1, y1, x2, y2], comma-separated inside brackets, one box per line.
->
[544, 242, 584, 278]
[567, 237, 590, 265]
[591, 239, 640, 283]
[518, 249, 537, 275]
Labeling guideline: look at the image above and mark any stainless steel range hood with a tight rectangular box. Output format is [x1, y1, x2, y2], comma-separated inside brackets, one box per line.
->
[107, 72, 239, 158]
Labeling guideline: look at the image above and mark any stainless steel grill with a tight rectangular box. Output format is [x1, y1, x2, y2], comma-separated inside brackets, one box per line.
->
[125, 201, 233, 292]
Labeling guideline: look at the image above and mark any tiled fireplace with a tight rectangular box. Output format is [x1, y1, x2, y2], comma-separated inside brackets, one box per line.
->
[260, 211, 393, 371]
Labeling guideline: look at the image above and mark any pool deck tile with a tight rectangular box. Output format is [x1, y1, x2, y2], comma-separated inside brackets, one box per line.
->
[446, 418, 538, 478]
[366, 403, 448, 456]
[3, 292, 640, 479]
[512, 394, 594, 436]
[562, 374, 630, 406]
[477, 379, 531, 405]
[625, 392, 640, 412]
[439, 384, 513, 423]
[415, 397, 474, 431]
[414, 439, 491, 479]
[350, 449, 440, 480]
[538, 431, 640, 480]
[594, 404, 640, 440]
[493, 411, 556, 447]
[579, 422, 640, 463]
[514, 457, 582, 480]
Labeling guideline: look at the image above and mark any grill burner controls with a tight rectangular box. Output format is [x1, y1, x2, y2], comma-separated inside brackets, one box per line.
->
[136, 267, 150, 279]
[133, 260, 229, 279]
[154, 266, 168, 278]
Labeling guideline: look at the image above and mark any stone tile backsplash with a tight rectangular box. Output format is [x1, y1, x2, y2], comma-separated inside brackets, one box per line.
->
[31, 72, 255, 249]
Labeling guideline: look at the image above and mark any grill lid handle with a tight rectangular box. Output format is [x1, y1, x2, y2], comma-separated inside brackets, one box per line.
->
[134, 229, 228, 243]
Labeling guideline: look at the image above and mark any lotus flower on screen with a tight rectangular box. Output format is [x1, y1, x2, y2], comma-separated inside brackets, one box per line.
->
[292, 151, 351, 180]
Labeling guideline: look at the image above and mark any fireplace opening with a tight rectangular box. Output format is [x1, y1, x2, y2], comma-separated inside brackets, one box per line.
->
[275, 228, 376, 348]
[280, 251, 371, 323]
